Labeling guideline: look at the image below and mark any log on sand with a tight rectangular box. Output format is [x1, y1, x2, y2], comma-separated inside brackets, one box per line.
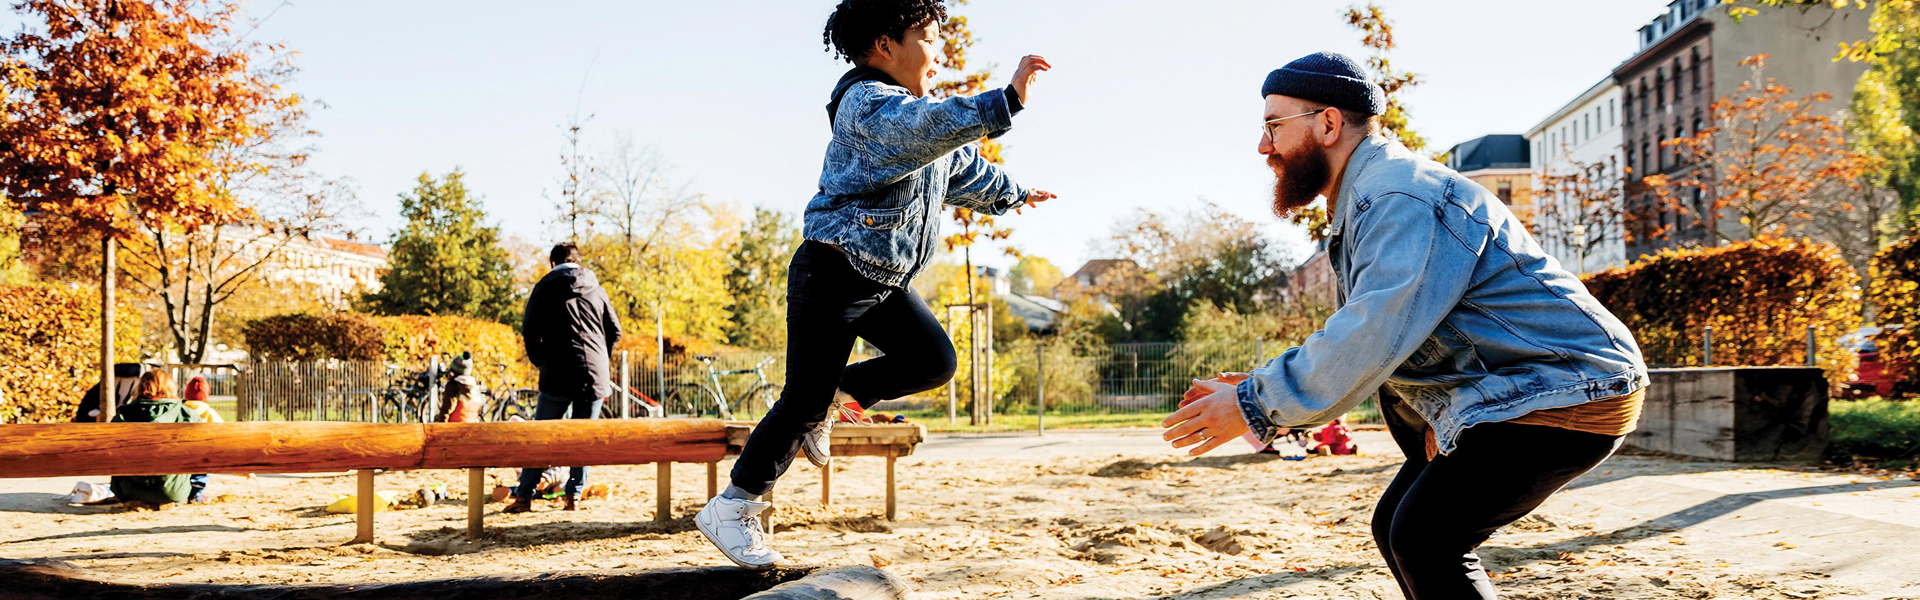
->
[0, 420, 729, 478]
[0, 560, 909, 600]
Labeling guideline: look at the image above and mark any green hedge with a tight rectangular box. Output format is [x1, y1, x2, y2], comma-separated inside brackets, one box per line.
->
[242, 312, 533, 384]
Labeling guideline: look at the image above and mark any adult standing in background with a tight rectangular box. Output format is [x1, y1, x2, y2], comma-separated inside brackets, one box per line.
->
[509, 242, 622, 513]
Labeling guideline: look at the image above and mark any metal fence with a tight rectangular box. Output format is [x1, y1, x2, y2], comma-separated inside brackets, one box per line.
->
[227, 340, 1384, 429]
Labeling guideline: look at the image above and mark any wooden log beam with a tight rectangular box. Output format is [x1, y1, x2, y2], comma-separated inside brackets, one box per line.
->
[0, 420, 730, 478]
[419, 420, 729, 468]
[0, 422, 425, 478]
[741, 565, 914, 600]
[0, 559, 824, 600]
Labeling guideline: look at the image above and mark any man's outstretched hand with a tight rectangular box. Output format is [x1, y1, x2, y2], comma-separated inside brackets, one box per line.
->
[1016, 190, 1056, 214]
[1163, 378, 1255, 456]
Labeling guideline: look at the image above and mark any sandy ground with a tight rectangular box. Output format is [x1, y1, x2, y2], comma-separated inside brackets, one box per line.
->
[3, 429, 1918, 599]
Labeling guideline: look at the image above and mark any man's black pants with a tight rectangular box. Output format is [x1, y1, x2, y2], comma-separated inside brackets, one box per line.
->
[1372, 393, 1622, 599]
[729, 241, 956, 496]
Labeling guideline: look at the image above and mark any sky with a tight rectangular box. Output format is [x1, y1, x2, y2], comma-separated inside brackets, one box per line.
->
[10, 0, 1678, 272]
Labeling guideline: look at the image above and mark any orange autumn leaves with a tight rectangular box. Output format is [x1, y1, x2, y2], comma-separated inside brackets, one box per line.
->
[0, 0, 299, 237]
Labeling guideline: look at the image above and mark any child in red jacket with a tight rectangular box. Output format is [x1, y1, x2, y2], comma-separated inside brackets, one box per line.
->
[1311, 418, 1359, 456]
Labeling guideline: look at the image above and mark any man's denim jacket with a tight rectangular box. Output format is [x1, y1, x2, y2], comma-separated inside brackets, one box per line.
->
[1237, 135, 1649, 455]
[801, 77, 1029, 288]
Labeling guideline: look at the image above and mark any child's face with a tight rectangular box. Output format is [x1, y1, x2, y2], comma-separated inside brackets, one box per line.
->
[872, 20, 940, 96]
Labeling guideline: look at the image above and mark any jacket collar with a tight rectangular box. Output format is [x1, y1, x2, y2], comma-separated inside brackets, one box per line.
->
[1330, 134, 1393, 238]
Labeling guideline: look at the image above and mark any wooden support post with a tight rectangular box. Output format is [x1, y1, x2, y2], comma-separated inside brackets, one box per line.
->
[821, 461, 832, 507]
[467, 467, 484, 539]
[884, 448, 896, 521]
[706, 461, 718, 498]
[655, 462, 672, 523]
[353, 469, 375, 544]
[764, 487, 775, 534]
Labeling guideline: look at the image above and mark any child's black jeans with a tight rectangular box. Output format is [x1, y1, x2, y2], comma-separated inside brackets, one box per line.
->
[729, 241, 956, 496]
[1372, 392, 1622, 600]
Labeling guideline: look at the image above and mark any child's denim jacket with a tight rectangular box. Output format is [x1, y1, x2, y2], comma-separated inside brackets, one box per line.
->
[801, 70, 1029, 287]
[1236, 135, 1649, 455]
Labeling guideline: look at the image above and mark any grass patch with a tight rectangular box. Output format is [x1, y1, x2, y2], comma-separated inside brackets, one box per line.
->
[1829, 398, 1920, 466]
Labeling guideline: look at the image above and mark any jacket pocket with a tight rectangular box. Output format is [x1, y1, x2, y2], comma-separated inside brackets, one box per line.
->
[856, 206, 909, 230]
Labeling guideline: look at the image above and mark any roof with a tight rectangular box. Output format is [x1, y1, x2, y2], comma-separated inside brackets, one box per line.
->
[1446, 134, 1532, 173]
[1002, 293, 1066, 333]
[308, 235, 387, 260]
[1064, 259, 1139, 281]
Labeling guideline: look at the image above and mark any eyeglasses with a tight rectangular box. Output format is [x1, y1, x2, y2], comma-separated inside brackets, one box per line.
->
[1262, 108, 1330, 142]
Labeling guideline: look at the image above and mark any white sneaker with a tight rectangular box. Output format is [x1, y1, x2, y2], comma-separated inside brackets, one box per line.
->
[695, 495, 783, 569]
[800, 390, 853, 467]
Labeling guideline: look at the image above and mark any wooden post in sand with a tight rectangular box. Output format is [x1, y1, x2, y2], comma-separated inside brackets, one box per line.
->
[706, 461, 719, 498]
[353, 469, 375, 543]
[884, 448, 897, 521]
[820, 462, 832, 507]
[655, 462, 672, 522]
[467, 467, 485, 539]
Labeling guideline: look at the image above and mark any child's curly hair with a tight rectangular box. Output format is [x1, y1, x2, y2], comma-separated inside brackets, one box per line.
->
[822, 0, 948, 63]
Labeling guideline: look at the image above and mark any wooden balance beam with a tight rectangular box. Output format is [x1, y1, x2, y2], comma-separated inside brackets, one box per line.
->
[0, 420, 728, 543]
[725, 422, 925, 523]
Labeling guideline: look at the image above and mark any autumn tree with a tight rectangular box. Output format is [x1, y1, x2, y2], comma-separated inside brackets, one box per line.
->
[361, 171, 519, 324]
[1642, 55, 1874, 246]
[1007, 254, 1063, 296]
[1290, 3, 1430, 241]
[1, 0, 291, 419]
[1535, 154, 1630, 273]
[1845, 0, 1920, 225]
[0, 197, 25, 284]
[1100, 201, 1292, 341]
[724, 208, 800, 350]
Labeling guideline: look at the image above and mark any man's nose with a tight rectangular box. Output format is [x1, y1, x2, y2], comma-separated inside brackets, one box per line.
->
[1258, 134, 1276, 156]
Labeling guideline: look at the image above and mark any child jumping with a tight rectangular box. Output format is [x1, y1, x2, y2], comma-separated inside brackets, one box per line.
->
[695, 0, 1054, 569]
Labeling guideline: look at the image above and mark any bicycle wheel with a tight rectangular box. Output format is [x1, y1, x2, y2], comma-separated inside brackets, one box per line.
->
[739, 384, 782, 419]
[497, 392, 530, 421]
[377, 394, 409, 423]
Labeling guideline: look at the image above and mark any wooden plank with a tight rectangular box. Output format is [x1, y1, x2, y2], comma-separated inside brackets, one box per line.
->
[421, 420, 728, 468]
[467, 467, 484, 539]
[0, 558, 822, 600]
[353, 469, 375, 544]
[655, 462, 672, 523]
[0, 422, 426, 478]
[835, 444, 915, 459]
[741, 565, 913, 600]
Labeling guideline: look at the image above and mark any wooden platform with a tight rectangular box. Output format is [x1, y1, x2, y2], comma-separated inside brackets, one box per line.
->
[725, 422, 926, 521]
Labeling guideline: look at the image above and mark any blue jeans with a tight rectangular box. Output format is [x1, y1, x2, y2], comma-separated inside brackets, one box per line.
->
[515, 392, 602, 499]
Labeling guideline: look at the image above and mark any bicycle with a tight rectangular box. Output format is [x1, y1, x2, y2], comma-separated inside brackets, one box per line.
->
[375, 363, 434, 423]
[480, 363, 536, 422]
[669, 355, 782, 420]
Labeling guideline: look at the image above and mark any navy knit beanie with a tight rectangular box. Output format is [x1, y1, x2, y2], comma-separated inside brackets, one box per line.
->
[1261, 51, 1386, 115]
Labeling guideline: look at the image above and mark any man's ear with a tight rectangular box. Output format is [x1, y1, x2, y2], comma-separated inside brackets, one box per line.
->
[1318, 109, 1345, 147]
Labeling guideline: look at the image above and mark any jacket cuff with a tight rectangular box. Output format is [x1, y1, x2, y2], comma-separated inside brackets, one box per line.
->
[977, 88, 1015, 140]
[1236, 377, 1282, 445]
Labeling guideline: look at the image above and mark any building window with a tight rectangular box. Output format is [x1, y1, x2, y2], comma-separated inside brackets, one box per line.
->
[1639, 81, 1649, 118]
[1496, 180, 1514, 204]
[1656, 71, 1666, 109]
[1672, 59, 1684, 102]
[1691, 48, 1703, 91]
[1610, 98, 1617, 127]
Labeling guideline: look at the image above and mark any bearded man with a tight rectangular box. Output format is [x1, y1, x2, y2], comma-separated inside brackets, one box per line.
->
[1161, 51, 1649, 600]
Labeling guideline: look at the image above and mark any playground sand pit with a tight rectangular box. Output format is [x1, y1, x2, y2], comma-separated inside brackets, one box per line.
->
[1, 441, 1911, 599]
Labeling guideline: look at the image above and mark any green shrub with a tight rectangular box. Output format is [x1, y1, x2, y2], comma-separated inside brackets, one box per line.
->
[1582, 238, 1861, 384]
[1868, 235, 1920, 395]
[0, 284, 143, 423]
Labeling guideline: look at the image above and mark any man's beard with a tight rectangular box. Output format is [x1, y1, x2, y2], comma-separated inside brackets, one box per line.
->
[1268, 143, 1330, 218]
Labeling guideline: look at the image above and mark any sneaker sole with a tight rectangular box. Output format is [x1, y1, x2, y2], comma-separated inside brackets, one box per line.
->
[695, 506, 781, 570]
[801, 440, 831, 468]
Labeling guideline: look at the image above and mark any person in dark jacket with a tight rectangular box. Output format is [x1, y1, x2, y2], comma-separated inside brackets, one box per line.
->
[110, 369, 193, 506]
[508, 242, 622, 513]
[71, 363, 148, 423]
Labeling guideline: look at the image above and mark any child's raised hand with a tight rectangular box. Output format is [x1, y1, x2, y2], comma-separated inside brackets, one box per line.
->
[1016, 189, 1056, 214]
[1011, 55, 1051, 106]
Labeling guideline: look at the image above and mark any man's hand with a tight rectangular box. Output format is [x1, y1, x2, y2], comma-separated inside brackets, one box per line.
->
[1015, 190, 1056, 214]
[1181, 372, 1250, 407]
[1010, 55, 1051, 107]
[1163, 379, 1257, 456]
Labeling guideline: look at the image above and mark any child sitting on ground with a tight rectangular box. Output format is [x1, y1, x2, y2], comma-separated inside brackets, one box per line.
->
[111, 371, 193, 506]
[1310, 418, 1359, 456]
[180, 375, 223, 503]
